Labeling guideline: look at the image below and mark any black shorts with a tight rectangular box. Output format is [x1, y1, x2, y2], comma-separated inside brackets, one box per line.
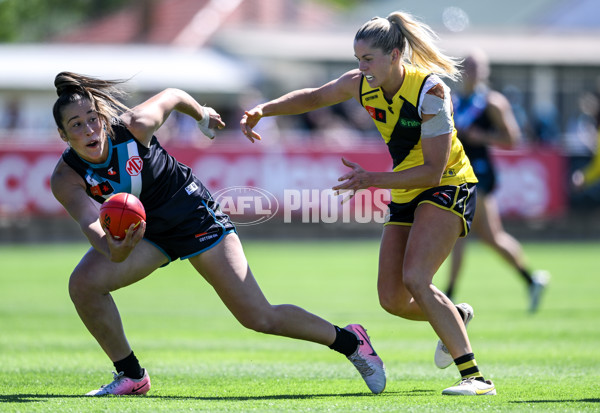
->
[385, 183, 477, 237]
[470, 157, 496, 194]
[144, 199, 236, 264]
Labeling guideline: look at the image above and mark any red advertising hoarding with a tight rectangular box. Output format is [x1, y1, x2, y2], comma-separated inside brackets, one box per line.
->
[0, 142, 566, 221]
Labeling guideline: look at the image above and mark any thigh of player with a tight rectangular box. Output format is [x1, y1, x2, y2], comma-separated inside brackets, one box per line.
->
[72, 239, 169, 293]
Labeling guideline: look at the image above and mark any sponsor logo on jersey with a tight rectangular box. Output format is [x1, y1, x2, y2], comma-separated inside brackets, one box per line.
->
[366, 106, 386, 123]
[194, 231, 219, 243]
[90, 181, 114, 197]
[444, 168, 456, 177]
[85, 175, 101, 187]
[185, 182, 199, 195]
[399, 118, 421, 128]
[125, 156, 143, 176]
[432, 191, 451, 205]
[107, 167, 117, 176]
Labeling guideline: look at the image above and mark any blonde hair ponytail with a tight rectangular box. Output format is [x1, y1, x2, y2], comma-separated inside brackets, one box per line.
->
[389, 12, 461, 80]
[355, 11, 461, 81]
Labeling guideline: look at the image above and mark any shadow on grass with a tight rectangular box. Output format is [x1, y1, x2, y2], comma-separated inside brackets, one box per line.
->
[0, 390, 430, 403]
[5, 393, 598, 406]
[511, 399, 600, 404]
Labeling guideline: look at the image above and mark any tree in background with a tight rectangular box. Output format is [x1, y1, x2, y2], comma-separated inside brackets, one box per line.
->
[0, 0, 355, 43]
[0, 0, 129, 42]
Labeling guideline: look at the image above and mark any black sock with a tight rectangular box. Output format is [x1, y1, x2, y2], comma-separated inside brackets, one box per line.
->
[519, 268, 534, 285]
[328, 325, 359, 357]
[113, 351, 144, 379]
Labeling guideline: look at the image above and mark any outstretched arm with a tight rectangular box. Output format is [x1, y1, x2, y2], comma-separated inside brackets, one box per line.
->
[240, 70, 361, 142]
[121, 88, 225, 145]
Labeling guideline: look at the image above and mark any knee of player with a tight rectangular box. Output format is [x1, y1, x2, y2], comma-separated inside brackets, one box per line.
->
[378, 290, 410, 317]
[378, 294, 399, 315]
[237, 307, 280, 334]
[68, 271, 91, 303]
[68, 268, 108, 301]
[401, 271, 430, 298]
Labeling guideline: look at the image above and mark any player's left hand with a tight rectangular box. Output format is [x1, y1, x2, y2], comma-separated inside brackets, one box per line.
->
[332, 157, 370, 203]
[102, 220, 146, 262]
[240, 107, 264, 143]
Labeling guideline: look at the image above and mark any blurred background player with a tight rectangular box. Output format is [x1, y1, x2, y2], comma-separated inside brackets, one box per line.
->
[241, 11, 495, 396]
[570, 86, 600, 192]
[446, 50, 550, 312]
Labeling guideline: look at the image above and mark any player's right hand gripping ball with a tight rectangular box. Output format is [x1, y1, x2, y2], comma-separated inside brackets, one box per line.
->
[99, 193, 146, 239]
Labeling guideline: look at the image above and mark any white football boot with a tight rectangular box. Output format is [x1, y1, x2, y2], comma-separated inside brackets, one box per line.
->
[434, 303, 474, 369]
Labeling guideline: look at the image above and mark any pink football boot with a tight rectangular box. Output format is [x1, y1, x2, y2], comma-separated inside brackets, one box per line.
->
[344, 324, 386, 394]
[86, 369, 151, 396]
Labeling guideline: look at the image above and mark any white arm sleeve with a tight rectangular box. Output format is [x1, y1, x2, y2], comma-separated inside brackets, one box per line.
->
[419, 76, 453, 138]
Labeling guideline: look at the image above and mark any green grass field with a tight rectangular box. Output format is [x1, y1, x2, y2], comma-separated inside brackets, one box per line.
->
[1, 238, 599, 412]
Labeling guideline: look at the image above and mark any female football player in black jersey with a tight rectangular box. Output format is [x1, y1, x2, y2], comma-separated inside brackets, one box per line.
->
[446, 49, 549, 312]
[50, 72, 385, 396]
[241, 10, 495, 396]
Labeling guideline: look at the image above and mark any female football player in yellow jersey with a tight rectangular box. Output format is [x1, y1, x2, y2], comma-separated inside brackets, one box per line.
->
[241, 10, 495, 396]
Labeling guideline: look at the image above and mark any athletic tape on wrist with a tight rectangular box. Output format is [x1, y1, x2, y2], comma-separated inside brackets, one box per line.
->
[197, 106, 215, 139]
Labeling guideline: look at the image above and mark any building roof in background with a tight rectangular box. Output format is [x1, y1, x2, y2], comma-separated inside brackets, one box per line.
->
[0, 44, 255, 94]
[337, 0, 600, 65]
[47, 0, 600, 65]
[8, 0, 600, 94]
[211, 0, 600, 65]
[50, 0, 341, 47]
[349, 0, 600, 32]
[52, 0, 212, 45]
[535, 0, 600, 29]
[49, 0, 600, 45]
[211, 28, 600, 66]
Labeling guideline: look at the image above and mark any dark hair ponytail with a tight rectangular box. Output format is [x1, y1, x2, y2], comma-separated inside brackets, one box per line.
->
[53, 71, 130, 136]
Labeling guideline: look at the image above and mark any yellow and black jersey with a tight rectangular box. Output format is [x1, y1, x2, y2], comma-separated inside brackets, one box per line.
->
[359, 65, 477, 203]
[581, 130, 600, 186]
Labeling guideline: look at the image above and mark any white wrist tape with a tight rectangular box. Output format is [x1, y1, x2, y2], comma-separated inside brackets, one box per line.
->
[197, 106, 215, 139]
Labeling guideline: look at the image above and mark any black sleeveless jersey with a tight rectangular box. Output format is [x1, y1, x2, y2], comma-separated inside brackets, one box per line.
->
[453, 88, 494, 165]
[453, 88, 497, 192]
[61, 122, 212, 236]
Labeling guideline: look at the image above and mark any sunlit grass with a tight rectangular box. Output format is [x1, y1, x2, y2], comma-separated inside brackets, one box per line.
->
[0, 240, 598, 412]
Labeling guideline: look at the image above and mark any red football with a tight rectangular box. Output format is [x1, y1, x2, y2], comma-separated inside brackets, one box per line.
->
[99, 193, 146, 239]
